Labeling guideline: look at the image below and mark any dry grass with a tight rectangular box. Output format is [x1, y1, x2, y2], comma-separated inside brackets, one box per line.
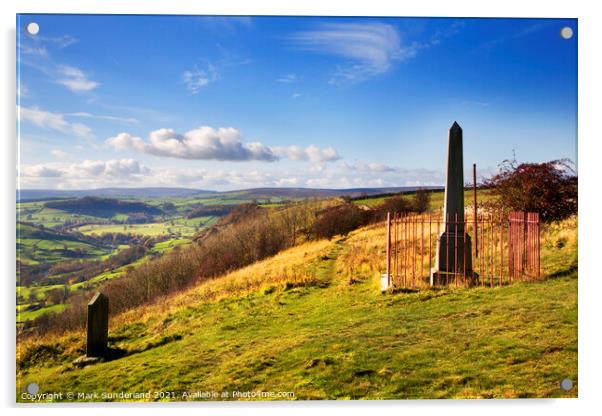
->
[16, 213, 577, 400]
[540, 216, 578, 276]
[160, 238, 337, 305]
[18, 238, 340, 362]
[337, 214, 578, 290]
[335, 223, 387, 283]
[336, 215, 441, 290]
[17, 213, 577, 383]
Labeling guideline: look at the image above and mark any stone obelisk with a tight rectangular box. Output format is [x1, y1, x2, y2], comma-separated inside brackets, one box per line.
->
[430, 122, 473, 285]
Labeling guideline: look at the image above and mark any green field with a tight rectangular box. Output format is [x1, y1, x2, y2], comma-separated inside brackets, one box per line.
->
[16, 216, 577, 401]
[16, 237, 193, 324]
[75, 223, 187, 237]
[16, 194, 227, 325]
[17, 222, 110, 265]
[73, 217, 216, 237]
[18, 205, 105, 228]
[150, 238, 191, 254]
[17, 303, 67, 323]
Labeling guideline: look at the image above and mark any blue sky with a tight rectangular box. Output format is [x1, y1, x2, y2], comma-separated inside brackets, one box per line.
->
[17, 15, 577, 190]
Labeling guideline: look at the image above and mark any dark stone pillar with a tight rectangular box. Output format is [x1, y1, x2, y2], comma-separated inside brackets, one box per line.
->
[86, 292, 108, 357]
[431, 122, 474, 285]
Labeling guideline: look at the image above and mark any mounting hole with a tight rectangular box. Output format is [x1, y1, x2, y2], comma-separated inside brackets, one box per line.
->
[26, 382, 39, 395]
[560, 27, 573, 40]
[560, 378, 573, 391]
[26, 22, 40, 36]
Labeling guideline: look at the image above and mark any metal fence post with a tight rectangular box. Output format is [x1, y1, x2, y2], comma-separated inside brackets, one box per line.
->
[386, 212, 391, 287]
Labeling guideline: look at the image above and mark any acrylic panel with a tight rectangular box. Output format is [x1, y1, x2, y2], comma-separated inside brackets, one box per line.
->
[16, 14, 578, 402]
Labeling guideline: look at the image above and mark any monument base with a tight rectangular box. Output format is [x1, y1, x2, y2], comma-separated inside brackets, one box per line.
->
[430, 269, 479, 286]
[430, 231, 476, 286]
[73, 355, 102, 368]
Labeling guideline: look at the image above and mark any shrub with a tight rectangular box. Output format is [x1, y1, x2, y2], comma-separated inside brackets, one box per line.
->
[369, 196, 413, 222]
[46, 287, 68, 305]
[484, 158, 577, 223]
[413, 189, 431, 213]
[312, 203, 368, 239]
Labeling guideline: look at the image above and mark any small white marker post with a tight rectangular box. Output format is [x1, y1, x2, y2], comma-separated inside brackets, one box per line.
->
[383, 211, 391, 291]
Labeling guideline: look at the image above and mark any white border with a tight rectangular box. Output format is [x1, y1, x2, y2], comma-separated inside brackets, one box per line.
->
[2, 1, 600, 415]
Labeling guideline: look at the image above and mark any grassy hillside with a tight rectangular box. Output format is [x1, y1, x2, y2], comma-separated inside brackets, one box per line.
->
[16, 216, 577, 401]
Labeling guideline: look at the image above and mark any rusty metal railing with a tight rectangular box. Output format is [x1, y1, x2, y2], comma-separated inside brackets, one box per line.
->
[385, 211, 540, 289]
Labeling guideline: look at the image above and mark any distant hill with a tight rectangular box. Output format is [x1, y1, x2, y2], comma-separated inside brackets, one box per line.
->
[44, 197, 163, 219]
[17, 187, 212, 201]
[18, 186, 444, 202]
[221, 186, 443, 200]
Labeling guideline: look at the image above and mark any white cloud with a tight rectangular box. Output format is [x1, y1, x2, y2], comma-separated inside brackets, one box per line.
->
[18, 106, 93, 139]
[19, 159, 151, 189]
[183, 64, 220, 94]
[67, 112, 138, 124]
[275, 177, 301, 186]
[19, 106, 66, 131]
[289, 22, 413, 83]
[70, 123, 93, 138]
[20, 165, 63, 178]
[289, 21, 461, 84]
[43, 34, 77, 48]
[73, 159, 149, 178]
[291, 92, 302, 99]
[273, 144, 340, 163]
[18, 34, 98, 95]
[19, 44, 48, 57]
[107, 127, 340, 164]
[306, 145, 340, 163]
[276, 73, 299, 83]
[139, 167, 272, 190]
[107, 127, 277, 161]
[339, 160, 445, 186]
[462, 100, 490, 108]
[106, 132, 144, 151]
[56, 65, 99, 93]
[51, 149, 68, 158]
[18, 158, 445, 191]
[341, 161, 397, 173]
[19, 32, 76, 58]
[305, 176, 350, 188]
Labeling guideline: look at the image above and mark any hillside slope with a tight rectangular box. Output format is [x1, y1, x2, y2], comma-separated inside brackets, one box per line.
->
[16, 219, 577, 401]
[17, 222, 109, 265]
